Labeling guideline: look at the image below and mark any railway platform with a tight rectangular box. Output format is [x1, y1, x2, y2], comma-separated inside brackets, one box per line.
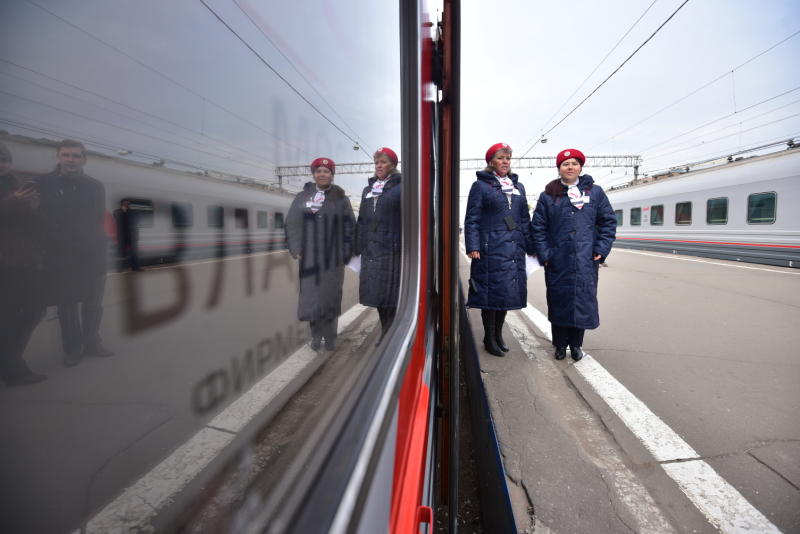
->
[459, 248, 800, 533]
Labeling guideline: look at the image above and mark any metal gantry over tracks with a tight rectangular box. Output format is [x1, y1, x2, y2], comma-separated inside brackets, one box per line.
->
[276, 155, 642, 187]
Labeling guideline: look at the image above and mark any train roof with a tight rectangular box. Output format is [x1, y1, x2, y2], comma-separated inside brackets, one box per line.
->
[606, 147, 800, 202]
[0, 131, 294, 198]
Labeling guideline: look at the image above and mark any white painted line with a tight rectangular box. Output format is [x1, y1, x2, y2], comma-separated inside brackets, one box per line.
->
[78, 303, 369, 534]
[616, 248, 800, 275]
[506, 312, 676, 534]
[337, 304, 368, 335]
[576, 356, 699, 462]
[519, 304, 552, 342]
[518, 304, 782, 533]
[78, 427, 235, 534]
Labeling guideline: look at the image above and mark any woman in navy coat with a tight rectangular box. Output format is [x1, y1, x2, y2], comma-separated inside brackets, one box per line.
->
[355, 147, 402, 338]
[465, 143, 535, 356]
[530, 148, 616, 361]
[286, 157, 355, 351]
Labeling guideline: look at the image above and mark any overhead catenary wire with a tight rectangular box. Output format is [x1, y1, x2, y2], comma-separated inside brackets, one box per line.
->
[644, 114, 800, 163]
[517, 0, 660, 156]
[591, 28, 800, 150]
[0, 65, 279, 168]
[0, 115, 288, 188]
[640, 133, 800, 177]
[198, 0, 373, 161]
[0, 88, 280, 174]
[232, 0, 373, 156]
[639, 89, 800, 154]
[518, 0, 691, 160]
[23, 0, 309, 159]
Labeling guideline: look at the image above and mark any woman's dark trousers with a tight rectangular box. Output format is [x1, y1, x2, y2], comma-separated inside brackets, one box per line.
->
[551, 325, 585, 349]
[310, 317, 338, 344]
[377, 307, 397, 337]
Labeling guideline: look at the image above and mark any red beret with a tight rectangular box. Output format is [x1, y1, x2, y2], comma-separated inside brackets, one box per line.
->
[374, 147, 398, 165]
[485, 142, 512, 163]
[556, 148, 585, 167]
[310, 157, 335, 174]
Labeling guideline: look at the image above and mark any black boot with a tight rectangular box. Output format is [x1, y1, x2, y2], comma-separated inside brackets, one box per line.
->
[494, 310, 509, 352]
[481, 310, 503, 357]
[554, 347, 567, 360]
[570, 346, 584, 361]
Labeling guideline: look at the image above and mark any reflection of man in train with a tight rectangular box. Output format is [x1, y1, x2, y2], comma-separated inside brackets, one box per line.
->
[114, 199, 141, 271]
[0, 142, 47, 385]
[35, 140, 113, 366]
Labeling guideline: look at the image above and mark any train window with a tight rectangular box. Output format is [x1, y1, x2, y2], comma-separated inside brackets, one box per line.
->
[207, 205, 225, 228]
[747, 192, 776, 224]
[171, 202, 193, 228]
[257, 210, 268, 229]
[234, 208, 249, 229]
[630, 207, 641, 225]
[707, 197, 728, 224]
[650, 205, 664, 225]
[614, 209, 623, 226]
[2, 0, 408, 531]
[675, 202, 692, 225]
[128, 198, 154, 227]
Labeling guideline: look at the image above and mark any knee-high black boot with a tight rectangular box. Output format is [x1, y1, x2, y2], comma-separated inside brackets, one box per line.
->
[494, 310, 508, 352]
[481, 310, 503, 356]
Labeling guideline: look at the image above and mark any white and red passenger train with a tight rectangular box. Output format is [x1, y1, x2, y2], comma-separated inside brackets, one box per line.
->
[607, 147, 800, 268]
[1, 1, 466, 533]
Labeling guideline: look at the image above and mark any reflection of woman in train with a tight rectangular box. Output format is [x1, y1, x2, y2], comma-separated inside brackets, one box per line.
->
[465, 143, 535, 356]
[286, 158, 355, 351]
[0, 142, 47, 385]
[355, 147, 402, 337]
[531, 148, 616, 361]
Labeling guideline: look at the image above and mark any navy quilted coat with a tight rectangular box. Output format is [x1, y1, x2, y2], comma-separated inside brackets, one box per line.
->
[530, 174, 616, 329]
[465, 171, 535, 310]
[355, 173, 402, 308]
[285, 182, 355, 321]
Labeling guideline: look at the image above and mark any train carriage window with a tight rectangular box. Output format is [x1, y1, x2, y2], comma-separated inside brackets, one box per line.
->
[274, 212, 285, 229]
[650, 205, 664, 225]
[171, 202, 193, 228]
[127, 198, 154, 228]
[747, 192, 776, 224]
[207, 205, 225, 228]
[630, 207, 641, 226]
[257, 210, 268, 229]
[234, 208, 249, 229]
[614, 209, 623, 226]
[707, 197, 728, 224]
[675, 202, 692, 225]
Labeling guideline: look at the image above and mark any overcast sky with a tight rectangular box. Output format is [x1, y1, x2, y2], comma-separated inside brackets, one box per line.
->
[1, 0, 798, 200]
[461, 0, 800, 196]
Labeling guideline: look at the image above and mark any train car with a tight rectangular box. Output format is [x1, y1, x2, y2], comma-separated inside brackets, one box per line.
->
[0, 1, 470, 533]
[2, 134, 293, 265]
[607, 147, 800, 268]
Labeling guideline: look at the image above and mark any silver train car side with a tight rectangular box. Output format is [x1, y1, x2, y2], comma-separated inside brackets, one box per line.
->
[606, 148, 800, 268]
[3, 135, 292, 266]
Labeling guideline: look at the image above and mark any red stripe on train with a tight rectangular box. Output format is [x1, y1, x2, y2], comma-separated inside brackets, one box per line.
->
[391, 22, 436, 533]
[617, 237, 800, 249]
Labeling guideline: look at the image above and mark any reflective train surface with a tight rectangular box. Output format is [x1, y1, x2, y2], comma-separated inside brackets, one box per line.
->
[3, 135, 294, 265]
[0, 1, 459, 533]
[5, 1, 796, 533]
[607, 147, 800, 268]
